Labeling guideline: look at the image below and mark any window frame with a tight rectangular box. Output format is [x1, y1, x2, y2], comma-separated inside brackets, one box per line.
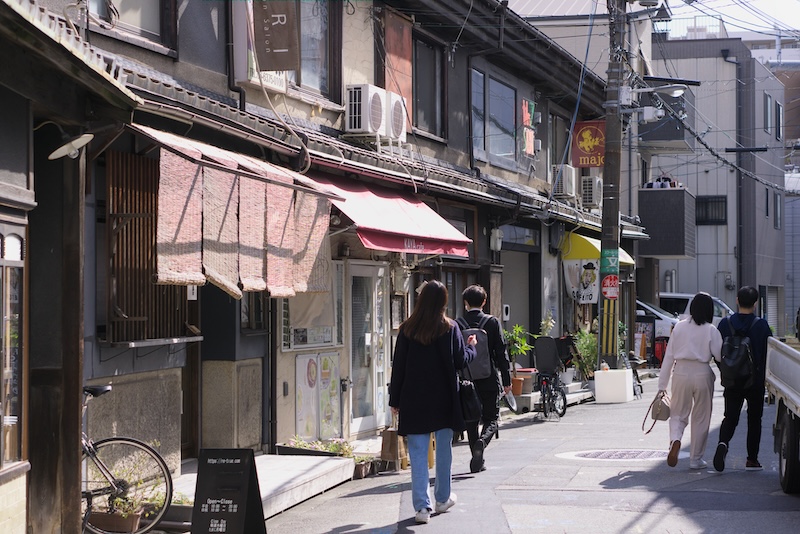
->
[695, 195, 727, 225]
[412, 34, 446, 140]
[471, 67, 520, 169]
[89, 0, 178, 55]
[0, 230, 25, 468]
[775, 192, 782, 229]
[281, 262, 344, 351]
[766, 186, 770, 217]
[285, 0, 343, 104]
[764, 93, 773, 133]
[776, 101, 784, 141]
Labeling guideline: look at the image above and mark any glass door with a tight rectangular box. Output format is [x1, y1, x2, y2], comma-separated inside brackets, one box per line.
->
[349, 264, 388, 434]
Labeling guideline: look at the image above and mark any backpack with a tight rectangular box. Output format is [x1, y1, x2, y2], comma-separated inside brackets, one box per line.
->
[456, 315, 493, 380]
[719, 318, 758, 389]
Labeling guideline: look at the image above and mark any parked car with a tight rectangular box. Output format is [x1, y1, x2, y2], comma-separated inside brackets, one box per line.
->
[658, 292, 734, 327]
[636, 299, 679, 339]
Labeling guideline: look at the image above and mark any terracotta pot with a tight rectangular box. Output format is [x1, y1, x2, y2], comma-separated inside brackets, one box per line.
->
[511, 377, 524, 396]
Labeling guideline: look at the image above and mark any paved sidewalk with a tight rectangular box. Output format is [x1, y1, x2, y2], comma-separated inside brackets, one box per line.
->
[264, 373, 800, 533]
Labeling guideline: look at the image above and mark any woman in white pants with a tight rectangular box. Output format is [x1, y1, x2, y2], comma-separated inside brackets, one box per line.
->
[657, 292, 723, 469]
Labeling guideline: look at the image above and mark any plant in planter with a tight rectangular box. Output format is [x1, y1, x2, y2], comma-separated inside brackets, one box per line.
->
[503, 324, 533, 378]
[277, 436, 355, 457]
[352, 455, 374, 479]
[573, 327, 598, 382]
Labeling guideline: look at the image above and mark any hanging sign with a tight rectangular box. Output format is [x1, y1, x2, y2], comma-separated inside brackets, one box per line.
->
[251, 1, 300, 72]
[572, 120, 605, 168]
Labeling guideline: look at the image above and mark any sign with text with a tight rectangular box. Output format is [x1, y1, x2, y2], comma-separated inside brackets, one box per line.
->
[251, 1, 299, 72]
[563, 260, 599, 304]
[571, 120, 605, 168]
[191, 449, 266, 534]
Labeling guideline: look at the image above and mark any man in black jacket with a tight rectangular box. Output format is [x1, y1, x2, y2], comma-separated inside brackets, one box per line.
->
[714, 286, 773, 472]
[460, 285, 512, 473]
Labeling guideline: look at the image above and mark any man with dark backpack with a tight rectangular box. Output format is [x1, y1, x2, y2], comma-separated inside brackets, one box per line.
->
[714, 286, 772, 472]
[457, 285, 512, 473]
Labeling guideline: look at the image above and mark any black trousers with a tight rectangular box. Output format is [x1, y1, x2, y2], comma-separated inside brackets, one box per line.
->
[467, 379, 500, 450]
[718, 383, 765, 461]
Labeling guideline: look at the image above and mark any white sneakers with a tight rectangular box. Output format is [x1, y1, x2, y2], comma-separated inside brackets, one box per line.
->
[689, 459, 708, 470]
[435, 493, 457, 513]
[415, 508, 430, 524]
[416, 493, 457, 523]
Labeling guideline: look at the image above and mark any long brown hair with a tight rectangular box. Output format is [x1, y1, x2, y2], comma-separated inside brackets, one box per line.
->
[400, 280, 451, 345]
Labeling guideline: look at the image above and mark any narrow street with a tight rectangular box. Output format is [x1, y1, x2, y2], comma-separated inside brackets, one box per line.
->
[265, 376, 800, 533]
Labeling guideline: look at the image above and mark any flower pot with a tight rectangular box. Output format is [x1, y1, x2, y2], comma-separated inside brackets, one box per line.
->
[511, 377, 524, 396]
[353, 461, 371, 479]
[89, 511, 142, 533]
[559, 368, 575, 384]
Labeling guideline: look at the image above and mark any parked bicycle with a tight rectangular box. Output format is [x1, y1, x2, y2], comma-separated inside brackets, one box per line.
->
[81, 385, 173, 534]
[538, 371, 567, 418]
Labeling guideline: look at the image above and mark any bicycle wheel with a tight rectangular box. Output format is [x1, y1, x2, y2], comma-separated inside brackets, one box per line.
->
[553, 387, 567, 417]
[541, 379, 551, 418]
[82, 437, 173, 534]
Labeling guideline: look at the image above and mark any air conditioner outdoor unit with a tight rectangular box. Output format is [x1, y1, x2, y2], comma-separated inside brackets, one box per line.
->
[385, 91, 407, 142]
[551, 164, 578, 198]
[582, 175, 603, 208]
[345, 84, 387, 136]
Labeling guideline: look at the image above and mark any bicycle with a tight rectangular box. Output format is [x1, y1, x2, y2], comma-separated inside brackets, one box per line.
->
[81, 385, 173, 534]
[538, 372, 567, 418]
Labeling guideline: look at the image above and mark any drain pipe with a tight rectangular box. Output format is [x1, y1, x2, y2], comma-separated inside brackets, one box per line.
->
[226, 0, 246, 111]
[722, 49, 742, 286]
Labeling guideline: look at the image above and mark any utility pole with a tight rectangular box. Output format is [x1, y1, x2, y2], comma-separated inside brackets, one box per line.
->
[597, 0, 627, 367]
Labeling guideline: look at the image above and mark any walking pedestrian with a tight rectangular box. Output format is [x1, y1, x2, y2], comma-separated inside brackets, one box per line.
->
[458, 285, 512, 473]
[657, 292, 722, 469]
[713, 286, 773, 472]
[388, 280, 477, 524]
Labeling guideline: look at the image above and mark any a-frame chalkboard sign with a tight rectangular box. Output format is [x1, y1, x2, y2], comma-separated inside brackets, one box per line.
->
[191, 448, 267, 534]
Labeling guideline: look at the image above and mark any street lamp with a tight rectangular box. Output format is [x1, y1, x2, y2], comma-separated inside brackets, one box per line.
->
[619, 84, 689, 106]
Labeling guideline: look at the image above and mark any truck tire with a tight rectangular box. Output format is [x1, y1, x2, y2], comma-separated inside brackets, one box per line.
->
[779, 411, 800, 494]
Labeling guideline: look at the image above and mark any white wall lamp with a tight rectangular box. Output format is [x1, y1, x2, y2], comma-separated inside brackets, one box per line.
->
[35, 121, 94, 160]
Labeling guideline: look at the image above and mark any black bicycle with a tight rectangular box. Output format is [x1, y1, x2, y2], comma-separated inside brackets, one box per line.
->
[538, 372, 567, 418]
[81, 385, 173, 534]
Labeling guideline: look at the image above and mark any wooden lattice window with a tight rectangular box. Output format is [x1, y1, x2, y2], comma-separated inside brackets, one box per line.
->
[104, 151, 188, 343]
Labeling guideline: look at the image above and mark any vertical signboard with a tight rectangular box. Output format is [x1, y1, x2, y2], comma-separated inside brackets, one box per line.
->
[251, 1, 299, 72]
[191, 449, 266, 534]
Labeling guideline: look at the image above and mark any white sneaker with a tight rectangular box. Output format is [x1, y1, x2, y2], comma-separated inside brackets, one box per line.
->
[415, 508, 431, 524]
[435, 493, 457, 513]
[689, 459, 708, 470]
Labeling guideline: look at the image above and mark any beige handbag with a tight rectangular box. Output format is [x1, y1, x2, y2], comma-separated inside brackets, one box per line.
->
[642, 391, 670, 434]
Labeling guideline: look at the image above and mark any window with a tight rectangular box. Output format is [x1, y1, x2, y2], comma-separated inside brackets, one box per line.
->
[90, 0, 176, 49]
[241, 292, 267, 331]
[281, 262, 343, 350]
[696, 196, 727, 225]
[764, 93, 773, 133]
[775, 192, 782, 229]
[471, 69, 485, 152]
[471, 69, 517, 162]
[0, 231, 24, 466]
[413, 38, 444, 138]
[776, 101, 784, 141]
[766, 187, 770, 217]
[285, 0, 342, 101]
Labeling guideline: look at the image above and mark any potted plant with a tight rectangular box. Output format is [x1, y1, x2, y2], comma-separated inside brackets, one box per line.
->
[503, 324, 532, 395]
[352, 455, 374, 479]
[276, 436, 354, 457]
[573, 327, 598, 383]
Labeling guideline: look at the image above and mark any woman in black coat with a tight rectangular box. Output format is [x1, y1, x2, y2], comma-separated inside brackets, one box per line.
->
[388, 280, 476, 524]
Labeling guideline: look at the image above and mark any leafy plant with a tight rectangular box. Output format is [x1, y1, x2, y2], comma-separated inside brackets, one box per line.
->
[503, 324, 533, 377]
[573, 328, 598, 380]
[539, 310, 556, 337]
[288, 436, 355, 457]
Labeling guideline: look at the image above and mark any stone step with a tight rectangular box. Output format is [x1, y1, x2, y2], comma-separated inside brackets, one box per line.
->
[505, 381, 593, 415]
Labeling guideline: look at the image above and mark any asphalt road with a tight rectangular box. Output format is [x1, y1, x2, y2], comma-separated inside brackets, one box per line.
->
[265, 375, 800, 533]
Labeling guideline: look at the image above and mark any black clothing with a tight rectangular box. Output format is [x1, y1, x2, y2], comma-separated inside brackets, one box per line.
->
[716, 312, 772, 461]
[460, 310, 512, 459]
[388, 320, 475, 436]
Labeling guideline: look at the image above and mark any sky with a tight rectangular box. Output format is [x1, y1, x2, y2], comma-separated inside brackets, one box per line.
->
[667, 0, 800, 37]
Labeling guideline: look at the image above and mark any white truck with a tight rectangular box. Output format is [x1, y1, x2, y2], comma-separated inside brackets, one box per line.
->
[765, 337, 800, 493]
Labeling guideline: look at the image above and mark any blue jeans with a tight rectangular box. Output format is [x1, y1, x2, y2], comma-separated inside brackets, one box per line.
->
[407, 428, 454, 512]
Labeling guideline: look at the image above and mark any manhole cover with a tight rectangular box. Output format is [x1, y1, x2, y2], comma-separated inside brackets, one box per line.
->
[557, 449, 668, 461]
